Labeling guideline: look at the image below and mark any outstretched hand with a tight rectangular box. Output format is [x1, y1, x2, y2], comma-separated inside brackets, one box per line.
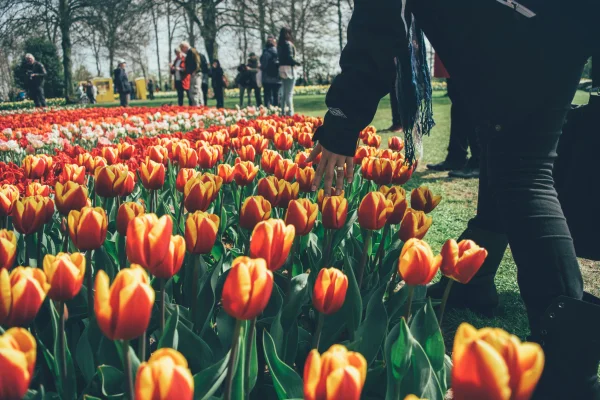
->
[305, 143, 354, 196]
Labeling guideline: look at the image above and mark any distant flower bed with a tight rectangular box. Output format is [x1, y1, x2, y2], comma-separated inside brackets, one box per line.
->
[0, 98, 67, 111]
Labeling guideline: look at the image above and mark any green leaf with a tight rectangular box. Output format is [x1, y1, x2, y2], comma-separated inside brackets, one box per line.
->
[342, 253, 363, 334]
[332, 210, 358, 250]
[217, 308, 237, 351]
[178, 322, 215, 374]
[193, 353, 230, 400]
[49, 301, 76, 400]
[158, 305, 180, 349]
[399, 340, 445, 400]
[409, 298, 445, 374]
[262, 331, 304, 400]
[391, 319, 412, 380]
[98, 365, 125, 398]
[232, 320, 247, 400]
[354, 285, 388, 365]
[247, 323, 259, 393]
[76, 325, 96, 385]
[280, 273, 309, 333]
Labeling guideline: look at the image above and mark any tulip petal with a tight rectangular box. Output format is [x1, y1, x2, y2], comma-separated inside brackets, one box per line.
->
[94, 270, 114, 339]
[326, 366, 362, 400]
[303, 350, 322, 400]
[113, 282, 155, 341]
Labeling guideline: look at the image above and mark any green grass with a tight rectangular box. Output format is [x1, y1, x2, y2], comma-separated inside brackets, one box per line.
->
[100, 90, 593, 342]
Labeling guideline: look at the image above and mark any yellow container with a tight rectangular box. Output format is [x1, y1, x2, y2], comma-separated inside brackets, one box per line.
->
[135, 78, 147, 100]
[93, 78, 115, 103]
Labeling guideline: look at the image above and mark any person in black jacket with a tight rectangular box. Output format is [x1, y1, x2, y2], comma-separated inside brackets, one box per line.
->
[147, 79, 155, 100]
[23, 54, 47, 107]
[306, 0, 600, 398]
[247, 52, 262, 107]
[211, 60, 225, 108]
[200, 53, 210, 106]
[277, 28, 301, 115]
[260, 36, 281, 107]
[113, 60, 131, 106]
[180, 41, 203, 106]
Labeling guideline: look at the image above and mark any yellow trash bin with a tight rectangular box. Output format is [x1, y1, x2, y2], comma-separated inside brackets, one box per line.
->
[135, 78, 147, 100]
[93, 78, 115, 104]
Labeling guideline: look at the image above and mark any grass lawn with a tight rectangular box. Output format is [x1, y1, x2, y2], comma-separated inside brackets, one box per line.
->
[103, 90, 598, 342]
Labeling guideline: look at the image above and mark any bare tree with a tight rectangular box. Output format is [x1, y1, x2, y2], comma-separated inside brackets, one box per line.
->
[149, 0, 163, 88]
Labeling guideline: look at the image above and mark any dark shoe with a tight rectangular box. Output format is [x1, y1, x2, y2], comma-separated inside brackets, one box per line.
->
[448, 167, 480, 178]
[531, 293, 600, 399]
[427, 226, 508, 317]
[426, 159, 466, 172]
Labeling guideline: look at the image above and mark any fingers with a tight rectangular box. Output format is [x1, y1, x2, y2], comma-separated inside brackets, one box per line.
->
[312, 153, 328, 192]
[322, 158, 336, 197]
[345, 157, 354, 184]
[305, 143, 322, 163]
[334, 158, 345, 196]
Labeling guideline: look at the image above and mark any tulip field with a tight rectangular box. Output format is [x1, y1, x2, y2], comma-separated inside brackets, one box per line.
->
[0, 104, 545, 400]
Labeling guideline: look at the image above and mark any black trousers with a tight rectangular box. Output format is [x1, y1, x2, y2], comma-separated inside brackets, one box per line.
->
[412, 0, 597, 333]
[29, 86, 46, 107]
[263, 83, 281, 107]
[446, 78, 479, 164]
[149, 90, 154, 100]
[119, 92, 129, 107]
[389, 86, 402, 126]
[213, 86, 224, 108]
[175, 80, 185, 106]
[202, 83, 209, 106]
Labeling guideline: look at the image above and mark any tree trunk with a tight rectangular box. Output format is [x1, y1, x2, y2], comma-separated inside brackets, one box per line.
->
[258, 0, 266, 45]
[337, 0, 343, 54]
[58, 0, 73, 102]
[290, 0, 296, 33]
[151, 3, 162, 88]
[201, 0, 218, 62]
[167, 1, 173, 63]
[187, 8, 196, 47]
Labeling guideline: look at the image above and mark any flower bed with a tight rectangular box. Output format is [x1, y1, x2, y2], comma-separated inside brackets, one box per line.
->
[0, 106, 544, 400]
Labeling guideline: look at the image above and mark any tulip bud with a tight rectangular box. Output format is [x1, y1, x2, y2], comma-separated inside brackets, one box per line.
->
[277, 180, 299, 209]
[237, 144, 257, 162]
[379, 186, 408, 225]
[222, 256, 273, 320]
[101, 146, 119, 165]
[249, 219, 295, 271]
[0, 267, 49, 327]
[140, 159, 166, 190]
[257, 176, 281, 207]
[126, 214, 185, 279]
[358, 192, 394, 230]
[261, 149, 283, 174]
[388, 136, 405, 151]
[135, 348, 194, 400]
[436, 239, 488, 284]
[398, 208, 432, 242]
[0, 230, 17, 269]
[198, 145, 220, 169]
[398, 238, 438, 285]
[184, 174, 220, 213]
[392, 163, 414, 185]
[147, 145, 168, 165]
[321, 196, 348, 230]
[354, 146, 375, 165]
[403, 396, 423, 400]
[25, 182, 50, 197]
[12, 196, 54, 235]
[22, 155, 49, 179]
[185, 211, 219, 254]
[68, 207, 108, 251]
[95, 164, 135, 198]
[55, 181, 89, 216]
[298, 131, 313, 148]
[118, 142, 135, 160]
[317, 189, 345, 209]
[303, 344, 367, 400]
[176, 168, 199, 193]
[217, 164, 234, 184]
[43, 252, 86, 301]
[233, 160, 259, 186]
[410, 186, 442, 214]
[116, 202, 145, 236]
[0, 185, 19, 217]
[240, 196, 272, 230]
[285, 199, 318, 236]
[361, 157, 395, 186]
[274, 132, 293, 151]
[59, 163, 86, 185]
[0, 328, 37, 400]
[274, 159, 298, 182]
[452, 323, 544, 400]
[296, 166, 316, 193]
[363, 133, 381, 148]
[95, 265, 155, 340]
[177, 147, 199, 168]
[313, 268, 348, 315]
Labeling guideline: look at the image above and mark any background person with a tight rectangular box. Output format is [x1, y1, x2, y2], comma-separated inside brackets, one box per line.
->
[180, 41, 203, 106]
[277, 27, 301, 116]
[260, 35, 282, 107]
[170, 48, 190, 106]
[86, 81, 97, 104]
[23, 53, 46, 107]
[147, 79, 155, 100]
[113, 60, 131, 106]
[235, 64, 254, 107]
[211, 59, 225, 108]
[247, 52, 262, 106]
[200, 52, 210, 106]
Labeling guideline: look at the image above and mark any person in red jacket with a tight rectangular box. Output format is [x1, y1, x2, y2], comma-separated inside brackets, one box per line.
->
[170, 48, 191, 106]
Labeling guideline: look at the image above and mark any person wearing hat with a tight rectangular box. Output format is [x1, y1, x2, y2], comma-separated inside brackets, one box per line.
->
[247, 51, 262, 107]
[113, 60, 131, 107]
[23, 53, 47, 107]
[260, 35, 282, 107]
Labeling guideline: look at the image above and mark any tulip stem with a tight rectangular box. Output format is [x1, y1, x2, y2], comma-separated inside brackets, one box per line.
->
[191, 255, 200, 331]
[224, 319, 243, 400]
[62, 222, 69, 253]
[375, 223, 391, 271]
[285, 237, 300, 294]
[438, 279, 454, 327]
[176, 193, 185, 235]
[138, 332, 146, 361]
[387, 270, 398, 299]
[160, 278, 166, 333]
[244, 318, 257, 397]
[149, 190, 155, 214]
[121, 340, 135, 400]
[86, 250, 93, 318]
[357, 230, 373, 288]
[37, 228, 43, 268]
[404, 285, 415, 322]
[312, 312, 325, 350]
[321, 229, 333, 268]
[58, 300, 67, 381]
[118, 234, 126, 269]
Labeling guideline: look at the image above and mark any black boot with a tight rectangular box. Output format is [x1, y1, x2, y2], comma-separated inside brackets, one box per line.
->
[531, 293, 600, 399]
[426, 159, 466, 171]
[427, 226, 508, 316]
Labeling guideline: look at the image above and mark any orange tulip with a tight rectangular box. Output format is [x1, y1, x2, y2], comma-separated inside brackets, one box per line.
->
[77, 154, 107, 175]
[12, 196, 54, 235]
[222, 256, 273, 320]
[95, 265, 155, 340]
[135, 348, 194, 400]
[184, 175, 220, 212]
[185, 211, 220, 254]
[43, 252, 86, 301]
[257, 176, 281, 207]
[55, 181, 89, 215]
[101, 146, 119, 165]
[0, 267, 49, 327]
[360, 126, 377, 139]
[277, 180, 299, 209]
[25, 182, 50, 197]
[274, 159, 299, 182]
[285, 199, 318, 236]
[313, 268, 348, 315]
[22, 155, 49, 179]
[392, 162, 414, 185]
[95, 164, 135, 198]
[295, 150, 313, 169]
[398, 208, 432, 242]
[261, 149, 283, 174]
[274, 132, 293, 151]
[0, 230, 17, 270]
[237, 144, 257, 162]
[379, 186, 408, 225]
[240, 196, 272, 230]
[361, 157, 395, 186]
[377, 149, 403, 162]
[0, 185, 20, 217]
[403, 396, 423, 400]
[411, 186, 442, 214]
[147, 145, 169, 165]
[126, 214, 185, 279]
[388, 136, 405, 151]
[247, 135, 269, 154]
[358, 192, 393, 230]
[118, 142, 135, 160]
[116, 202, 145, 236]
[233, 160, 259, 186]
[177, 147, 199, 168]
[0, 328, 37, 400]
[217, 164, 234, 184]
[398, 238, 438, 285]
[298, 131, 313, 148]
[68, 207, 108, 251]
[249, 219, 295, 271]
[303, 344, 367, 400]
[176, 168, 199, 193]
[436, 239, 488, 284]
[452, 323, 544, 400]
[297, 166, 316, 193]
[198, 145, 220, 169]
[321, 196, 348, 230]
[59, 163, 86, 185]
[354, 146, 376, 165]
[140, 159, 166, 190]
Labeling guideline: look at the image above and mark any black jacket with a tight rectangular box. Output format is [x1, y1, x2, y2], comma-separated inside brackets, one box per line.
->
[200, 53, 210, 75]
[185, 48, 200, 75]
[277, 41, 300, 67]
[114, 68, 131, 94]
[25, 61, 46, 89]
[211, 67, 225, 89]
[260, 46, 281, 84]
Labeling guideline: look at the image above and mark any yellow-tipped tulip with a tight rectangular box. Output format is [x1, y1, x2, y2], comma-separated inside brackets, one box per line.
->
[55, 181, 89, 216]
[410, 186, 442, 214]
[43, 252, 86, 301]
[358, 191, 393, 230]
[94, 164, 136, 198]
[379, 186, 408, 225]
[313, 268, 348, 315]
[437, 239, 488, 284]
[140, 159, 166, 190]
[25, 182, 50, 197]
[0, 328, 37, 400]
[68, 207, 108, 251]
[185, 211, 220, 254]
[240, 196, 272, 230]
[398, 208, 432, 242]
[398, 238, 439, 286]
[321, 195, 348, 230]
[0, 267, 49, 327]
[0, 229, 17, 269]
[135, 348, 194, 400]
[12, 195, 55, 235]
[221, 257, 273, 320]
[0, 184, 19, 217]
[285, 199, 318, 236]
[249, 219, 295, 271]
[116, 202, 145, 236]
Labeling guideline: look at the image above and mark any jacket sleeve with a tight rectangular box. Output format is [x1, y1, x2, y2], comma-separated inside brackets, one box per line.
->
[287, 43, 301, 66]
[35, 63, 47, 77]
[312, 0, 405, 157]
